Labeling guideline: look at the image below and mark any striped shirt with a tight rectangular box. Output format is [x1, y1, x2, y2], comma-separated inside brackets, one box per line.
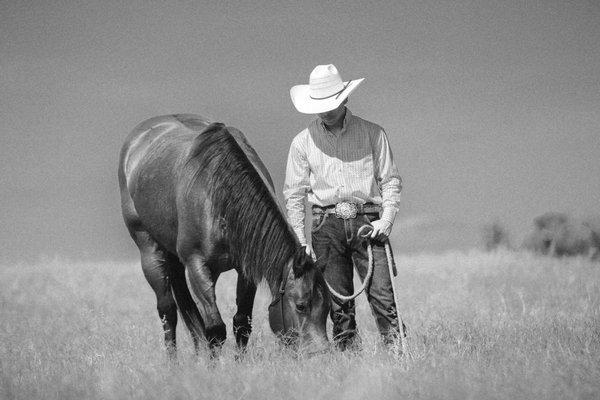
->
[283, 109, 402, 243]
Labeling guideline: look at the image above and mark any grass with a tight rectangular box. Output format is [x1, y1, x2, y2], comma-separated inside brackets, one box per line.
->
[1, 250, 599, 399]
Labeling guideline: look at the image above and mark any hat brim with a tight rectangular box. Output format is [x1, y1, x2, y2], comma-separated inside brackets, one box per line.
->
[290, 78, 364, 114]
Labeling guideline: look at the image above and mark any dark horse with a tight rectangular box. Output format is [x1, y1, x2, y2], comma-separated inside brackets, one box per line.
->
[118, 114, 330, 357]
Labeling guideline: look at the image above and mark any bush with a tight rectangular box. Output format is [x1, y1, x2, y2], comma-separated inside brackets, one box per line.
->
[524, 212, 600, 258]
[482, 222, 511, 251]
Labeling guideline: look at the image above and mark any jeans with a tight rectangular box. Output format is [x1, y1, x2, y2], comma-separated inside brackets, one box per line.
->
[311, 212, 402, 349]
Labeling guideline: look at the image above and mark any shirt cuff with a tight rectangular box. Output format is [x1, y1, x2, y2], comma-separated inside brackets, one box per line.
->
[293, 227, 307, 246]
[380, 207, 397, 225]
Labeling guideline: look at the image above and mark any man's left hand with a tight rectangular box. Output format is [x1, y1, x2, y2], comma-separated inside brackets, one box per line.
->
[370, 219, 392, 242]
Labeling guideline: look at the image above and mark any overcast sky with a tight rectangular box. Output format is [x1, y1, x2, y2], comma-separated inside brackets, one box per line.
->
[1, 0, 599, 263]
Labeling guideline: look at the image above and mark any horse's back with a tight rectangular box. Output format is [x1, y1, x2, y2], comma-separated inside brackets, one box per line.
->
[119, 115, 210, 185]
[118, 113, 276, 256]
[118, 114, 212, 251]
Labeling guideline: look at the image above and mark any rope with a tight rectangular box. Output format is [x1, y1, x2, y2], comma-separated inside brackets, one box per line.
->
[387, 242, 409, 356]
[324, 225, 376, 302]
[324, 223, 409, 355]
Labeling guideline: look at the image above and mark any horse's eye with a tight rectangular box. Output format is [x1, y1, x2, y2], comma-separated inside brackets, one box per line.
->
[295, 302, 308, 313]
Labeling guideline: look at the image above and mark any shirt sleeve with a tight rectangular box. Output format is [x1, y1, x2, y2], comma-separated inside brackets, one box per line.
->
[283, 135, 310, 245]
[372, 128, 402, 224]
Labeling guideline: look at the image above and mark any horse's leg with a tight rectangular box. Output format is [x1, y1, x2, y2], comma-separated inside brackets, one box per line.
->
[183, 254, 226, 352]
[233, 272, 257, 351]
[169, 258, 206, 353]
[133, 231, 178, 359]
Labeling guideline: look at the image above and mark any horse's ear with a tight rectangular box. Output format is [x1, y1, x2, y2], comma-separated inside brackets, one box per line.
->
[292, 246, 311, 277]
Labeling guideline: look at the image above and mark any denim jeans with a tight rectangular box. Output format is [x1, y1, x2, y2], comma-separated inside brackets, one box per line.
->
[311, 212, 402, 349]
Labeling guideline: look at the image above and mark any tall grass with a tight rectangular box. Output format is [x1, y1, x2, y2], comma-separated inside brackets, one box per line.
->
[1, 250, 599, 399]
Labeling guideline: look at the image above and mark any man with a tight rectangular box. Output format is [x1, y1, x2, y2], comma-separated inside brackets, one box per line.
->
[283, 64, 403, 349]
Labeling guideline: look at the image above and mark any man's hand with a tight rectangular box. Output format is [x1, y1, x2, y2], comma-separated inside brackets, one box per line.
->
[370, 219, 393, 242]
[300, 243, 317, 261]
[305, 244, 316, 261]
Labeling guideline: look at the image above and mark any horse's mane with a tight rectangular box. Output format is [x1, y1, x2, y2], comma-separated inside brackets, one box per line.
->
[185, 122, 298, 289]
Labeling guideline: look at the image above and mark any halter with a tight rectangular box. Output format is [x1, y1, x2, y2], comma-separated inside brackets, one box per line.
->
[268, 258, 293, 336]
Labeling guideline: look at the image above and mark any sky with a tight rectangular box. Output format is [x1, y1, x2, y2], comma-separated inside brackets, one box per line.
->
[1, 0, 599, 263]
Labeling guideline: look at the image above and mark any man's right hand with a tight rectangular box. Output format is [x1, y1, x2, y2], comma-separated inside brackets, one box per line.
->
[304, 244, 316, 261]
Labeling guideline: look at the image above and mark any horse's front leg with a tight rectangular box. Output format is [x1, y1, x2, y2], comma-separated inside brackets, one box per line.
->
[183, 254, 226, 352]
[233, 272, 256, 351]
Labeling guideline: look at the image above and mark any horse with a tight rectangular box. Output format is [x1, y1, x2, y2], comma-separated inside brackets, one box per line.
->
[118, 114, 330, 357]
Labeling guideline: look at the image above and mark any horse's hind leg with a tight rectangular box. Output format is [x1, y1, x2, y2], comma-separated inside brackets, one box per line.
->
[134, 231, 178, 359]
[170, 261, 206, 353]
[183, 254, 226, 352]
[233, 272, 256, 350]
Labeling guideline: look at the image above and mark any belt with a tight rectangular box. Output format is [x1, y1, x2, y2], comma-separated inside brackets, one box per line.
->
[312, 202, 381, 220]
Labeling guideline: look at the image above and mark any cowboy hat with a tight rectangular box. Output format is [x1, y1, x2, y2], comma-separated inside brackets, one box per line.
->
[290, 64, 364, 114]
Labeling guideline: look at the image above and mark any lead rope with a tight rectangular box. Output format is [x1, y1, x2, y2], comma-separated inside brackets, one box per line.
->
[324, 224, 409, 357]
[386, 238, 409, 357]
[324, 225, 376, 302]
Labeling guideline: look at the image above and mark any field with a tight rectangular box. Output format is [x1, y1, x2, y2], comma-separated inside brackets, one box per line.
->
[1, 250, 599, 400]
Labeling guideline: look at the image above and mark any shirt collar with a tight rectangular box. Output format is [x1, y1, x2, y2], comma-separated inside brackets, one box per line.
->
[318, 108, 353, 136]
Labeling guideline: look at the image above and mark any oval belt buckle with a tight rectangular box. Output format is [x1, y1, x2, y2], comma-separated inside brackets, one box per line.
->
[334, 202, 357, 219]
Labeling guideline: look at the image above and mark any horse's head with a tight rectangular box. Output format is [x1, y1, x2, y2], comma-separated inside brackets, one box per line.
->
[268, 246, 330, 354]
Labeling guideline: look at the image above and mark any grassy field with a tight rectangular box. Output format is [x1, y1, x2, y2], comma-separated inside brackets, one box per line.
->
[1, 250, 599, 399]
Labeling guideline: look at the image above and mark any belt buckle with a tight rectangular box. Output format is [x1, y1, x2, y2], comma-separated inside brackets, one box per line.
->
[334, 202, 358, 220]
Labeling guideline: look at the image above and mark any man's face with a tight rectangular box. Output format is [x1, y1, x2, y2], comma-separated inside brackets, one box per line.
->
[317, 102, 346, 126]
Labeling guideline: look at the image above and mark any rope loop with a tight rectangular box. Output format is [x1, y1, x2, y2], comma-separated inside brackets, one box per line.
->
[357, 224, 373, 239]
[322, 223, 409, 356]
[324, 224, 378, 303]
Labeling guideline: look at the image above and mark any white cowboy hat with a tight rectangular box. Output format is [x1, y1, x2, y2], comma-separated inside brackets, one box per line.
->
[290, 64, 364, 114]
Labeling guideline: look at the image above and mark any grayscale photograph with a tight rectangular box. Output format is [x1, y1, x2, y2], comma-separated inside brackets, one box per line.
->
[1, 1, 599, 399]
